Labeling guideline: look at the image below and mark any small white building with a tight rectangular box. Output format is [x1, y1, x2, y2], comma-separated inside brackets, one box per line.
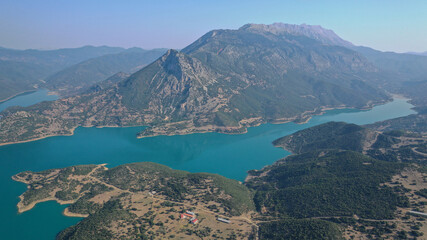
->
[186, 211, 196, 216]
[408, 211, 427, 218]
[217, 217, 231, 224]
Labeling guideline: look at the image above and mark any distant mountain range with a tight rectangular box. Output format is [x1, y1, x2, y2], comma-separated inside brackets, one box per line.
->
[43, 48, 167, 96]
[0, 45, 125, 69]
[0, 46, 166, 101]
[1, 23, 427, 145]
[406, 51, 427, 56]
[352, 46, 427, 107]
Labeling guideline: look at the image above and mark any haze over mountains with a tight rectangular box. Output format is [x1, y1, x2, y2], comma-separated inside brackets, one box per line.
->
[0, 23, 426, 145]
[44, 48, 167, 96]
[407, 51, 427, 56]
[0, 46, 123, 100]
[0, 46, 166, 101]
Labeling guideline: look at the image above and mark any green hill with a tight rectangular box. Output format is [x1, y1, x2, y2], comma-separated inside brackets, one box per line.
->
[247, 150, 407, 219]
[248, 117, 427, 239]
[259, 219, 343, 240]
[273, 120, 427, 163]
[273, 122, 375, 153]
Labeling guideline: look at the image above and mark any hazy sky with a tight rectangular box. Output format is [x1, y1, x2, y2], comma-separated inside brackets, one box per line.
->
[1, 0, 426, 53]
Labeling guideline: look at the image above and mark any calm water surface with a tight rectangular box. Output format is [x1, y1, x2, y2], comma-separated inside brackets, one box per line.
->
[0, 94, 416, 239]
[0, 89, 58, 112]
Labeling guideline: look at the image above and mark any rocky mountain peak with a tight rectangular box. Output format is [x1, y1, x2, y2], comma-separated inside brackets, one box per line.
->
[162, 49, 179, 59]
[239, 23, 353, 47]
[160, 49, 196, 68]
[160, 49, 185, 79]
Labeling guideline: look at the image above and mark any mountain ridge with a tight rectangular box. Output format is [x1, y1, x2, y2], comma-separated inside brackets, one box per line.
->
[239, 23, 354, 47]
[0, 23, 393, 144]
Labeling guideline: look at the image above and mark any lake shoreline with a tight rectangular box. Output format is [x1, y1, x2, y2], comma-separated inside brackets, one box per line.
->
[0, 90, 38, 104]
[138, 98, 391, 139]
[63, 208, 88, 218]
[12, 175, 76, 214]
[0, 127, 77, 147]
[0, 98, 396, 147]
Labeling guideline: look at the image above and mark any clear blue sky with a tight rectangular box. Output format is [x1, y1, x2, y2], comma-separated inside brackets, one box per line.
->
[0, 0, 426, 52]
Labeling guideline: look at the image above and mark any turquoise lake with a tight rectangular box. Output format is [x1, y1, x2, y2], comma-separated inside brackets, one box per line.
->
[0, 91, 416, 240]
[0, 89, 58, 113]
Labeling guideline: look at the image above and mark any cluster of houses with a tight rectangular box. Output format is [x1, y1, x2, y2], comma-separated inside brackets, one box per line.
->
[180, 211, 199, 224]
